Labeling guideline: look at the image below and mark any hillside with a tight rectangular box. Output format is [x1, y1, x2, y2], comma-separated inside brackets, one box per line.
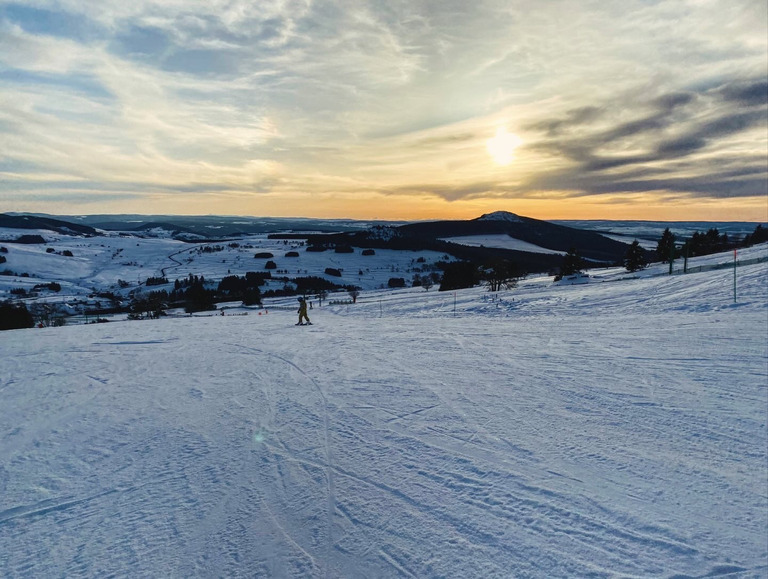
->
[1, 211, 638, 272]
[0, 214, 98, 237]
[4, 212, 762, 281]
[291, 211, 639, 272]
[397, 211, 634, 263]
[2, 213, 394, 238]
[1, 250, 766, 577]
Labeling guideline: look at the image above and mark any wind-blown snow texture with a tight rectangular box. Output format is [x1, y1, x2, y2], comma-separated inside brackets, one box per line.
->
[1, 254, 767, 577]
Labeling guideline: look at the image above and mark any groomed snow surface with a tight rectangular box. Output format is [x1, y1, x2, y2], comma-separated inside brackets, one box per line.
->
[2, 257, 767, 577]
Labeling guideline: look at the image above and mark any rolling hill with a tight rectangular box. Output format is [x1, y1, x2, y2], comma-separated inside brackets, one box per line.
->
[396, 211, 635, 263]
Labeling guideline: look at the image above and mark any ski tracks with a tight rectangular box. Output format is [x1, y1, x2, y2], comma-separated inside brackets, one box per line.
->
[226, 342, 338, 578]
[267, 349, 338, 579]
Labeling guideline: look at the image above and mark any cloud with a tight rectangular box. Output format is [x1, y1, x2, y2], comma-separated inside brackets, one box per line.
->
[373, 181, 505, 203]
[716, 79, 768, 106]
[519, 76, 767, 201]
[0, 0, 765, 217]
[525, 107, 605, 138]
[652, 92, 696, 112]
[0, 3, 103, 42]
[0, 68, 114, 100]
[111, 24, 173, 60]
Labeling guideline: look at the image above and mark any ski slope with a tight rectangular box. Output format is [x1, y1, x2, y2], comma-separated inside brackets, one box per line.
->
[1, 253, 767, 577]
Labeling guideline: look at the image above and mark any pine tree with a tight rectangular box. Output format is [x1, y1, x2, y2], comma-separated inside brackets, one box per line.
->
[656, 228, 675, 262]
[242, 287, 261, 306]
[624, 240, 648, 273]
[439, 261, 479, 291]
[184, 279, 216, 313]
[0, 301, 34, 330]
[560, 247, 584, 277]
[745, 224, 768, 246]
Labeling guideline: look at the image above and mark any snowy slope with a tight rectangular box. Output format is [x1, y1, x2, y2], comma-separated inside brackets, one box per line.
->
[439, 234, 566, 254]
[1, 252, 767, 578]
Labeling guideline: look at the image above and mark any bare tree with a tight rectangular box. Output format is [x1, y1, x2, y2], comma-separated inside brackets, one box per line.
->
[481, 259, 520, 292]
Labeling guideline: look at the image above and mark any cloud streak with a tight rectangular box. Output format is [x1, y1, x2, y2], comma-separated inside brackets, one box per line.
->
[523, 77, 767, 202]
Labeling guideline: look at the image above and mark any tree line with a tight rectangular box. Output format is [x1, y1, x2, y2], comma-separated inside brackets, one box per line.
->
[129, 272, 272, 317]
[657, 224, 767, 263]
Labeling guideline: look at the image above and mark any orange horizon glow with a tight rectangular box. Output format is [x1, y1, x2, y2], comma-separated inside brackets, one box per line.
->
[8, 193, 766, 223]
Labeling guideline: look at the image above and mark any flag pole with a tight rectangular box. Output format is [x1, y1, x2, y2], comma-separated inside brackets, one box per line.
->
[733, 249, 737, 303]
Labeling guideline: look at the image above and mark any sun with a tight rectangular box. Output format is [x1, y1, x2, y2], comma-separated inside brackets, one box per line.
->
[486, 127, 522, 166]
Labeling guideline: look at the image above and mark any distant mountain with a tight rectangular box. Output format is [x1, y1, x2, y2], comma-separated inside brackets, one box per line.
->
[0, 213, 391, 240]
[63, 214, 391, 237]
[0, 214, 98, 236]
[395, 211, 633, 263]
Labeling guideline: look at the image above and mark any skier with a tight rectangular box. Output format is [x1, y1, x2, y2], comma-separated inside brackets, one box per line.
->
[297, 296, 312, 325]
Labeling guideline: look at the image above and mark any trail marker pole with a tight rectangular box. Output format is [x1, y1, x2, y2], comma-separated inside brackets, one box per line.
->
[733, 249, 737, 303]
[453, 292, 457, 317]
[668, 243, 675, 275]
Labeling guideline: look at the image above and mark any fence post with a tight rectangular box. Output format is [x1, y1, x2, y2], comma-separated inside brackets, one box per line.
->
[668, 243, 675, 275]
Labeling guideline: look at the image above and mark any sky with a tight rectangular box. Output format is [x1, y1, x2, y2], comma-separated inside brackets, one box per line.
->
[0, 0, 766, 221]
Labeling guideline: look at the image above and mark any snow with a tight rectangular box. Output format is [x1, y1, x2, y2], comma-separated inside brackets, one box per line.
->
[1, 243, 767, 577]
[554, 220, 761, 241]
[477, 211, 524, 223]
[365, 225, 402, 242]
[439, 234, 566, 254]
[0, 231, 449, 311]
[602, 233, 658, 250]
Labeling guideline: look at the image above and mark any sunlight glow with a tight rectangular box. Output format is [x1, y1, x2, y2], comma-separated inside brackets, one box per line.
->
[486, 127, 522, 166]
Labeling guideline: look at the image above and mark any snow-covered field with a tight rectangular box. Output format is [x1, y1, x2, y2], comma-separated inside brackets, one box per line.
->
[0, 228, 450, 311]
[3, 224, 764, 317]
[439, 234, 566, 254]
[1, 245, 767, 577]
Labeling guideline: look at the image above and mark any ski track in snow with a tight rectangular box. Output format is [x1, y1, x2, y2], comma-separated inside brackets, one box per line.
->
[225, 342, 338, 578]
[0, 260, 767, 577]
